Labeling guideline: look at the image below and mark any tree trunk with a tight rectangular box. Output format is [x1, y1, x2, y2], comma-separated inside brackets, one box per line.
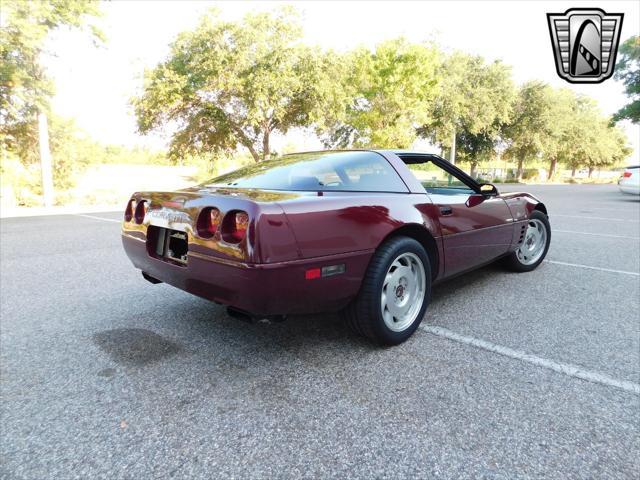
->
[247, 145, 260, 162]
[516, 158, 524, 181]
[231, 124, 260, 162]
[588, 166, 594, 178]
[38, 111, 54, 207]
[262, 130, 270, 161]
[571, 167, 576, 177]
[470, 162, 478, 179]
[548, 158, 557, 180]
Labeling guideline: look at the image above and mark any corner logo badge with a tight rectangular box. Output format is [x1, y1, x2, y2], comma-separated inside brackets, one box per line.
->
[547, 8, 623, 83]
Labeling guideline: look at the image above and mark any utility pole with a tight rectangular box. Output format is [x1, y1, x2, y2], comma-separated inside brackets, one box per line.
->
[38, 111, 54, 207]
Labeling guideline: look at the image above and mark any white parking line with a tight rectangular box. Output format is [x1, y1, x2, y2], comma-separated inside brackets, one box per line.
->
[544, 260, 639, 276]
[554, 229, 640, 240]
[420, 325, 640, 395]
[553, 214, 639, 223]
[75, 214, 121, 223]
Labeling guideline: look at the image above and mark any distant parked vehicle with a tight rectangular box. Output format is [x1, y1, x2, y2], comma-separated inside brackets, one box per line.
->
[618, 166, 640, 195]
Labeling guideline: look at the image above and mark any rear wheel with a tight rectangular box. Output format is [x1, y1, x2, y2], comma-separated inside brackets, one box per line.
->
[503, 210, 551, 272]
[343, 236, 431, 345]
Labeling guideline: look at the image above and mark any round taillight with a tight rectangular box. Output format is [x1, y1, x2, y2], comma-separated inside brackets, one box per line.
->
[124, 199, 135, 222]
[134, 200, 148, 224]
[221, 210, 249, 244]
[197, 207, 222, 238]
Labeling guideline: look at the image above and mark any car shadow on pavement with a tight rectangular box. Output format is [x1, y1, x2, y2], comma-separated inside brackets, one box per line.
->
[431, 262, 507, 298]
[173, 262, 506, 351]
[92, 261, 513, 374]
[202, 266, 502, 344]
[89, 262, 520, 414]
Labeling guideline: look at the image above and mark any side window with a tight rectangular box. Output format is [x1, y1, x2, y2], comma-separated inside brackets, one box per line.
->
[408, 161, 476, 195]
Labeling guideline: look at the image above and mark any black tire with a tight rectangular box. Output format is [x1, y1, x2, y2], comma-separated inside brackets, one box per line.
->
[343, 236, 431, 346]
[502, 210, 551, 272]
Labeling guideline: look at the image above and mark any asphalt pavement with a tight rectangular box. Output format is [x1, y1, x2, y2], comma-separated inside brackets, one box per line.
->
[1, 184, 639, 479]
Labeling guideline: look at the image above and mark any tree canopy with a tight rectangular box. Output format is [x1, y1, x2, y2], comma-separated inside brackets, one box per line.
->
[134, 8, 340, 162]
[613, 36, 639, 124]
[320, 38, 440, 149]
[133, 7, 632, 176]
[502, 83, 630, 179]
[0, 0, 103, 161]
[419, 53, 515, 175]
[418, 53, 514, 157]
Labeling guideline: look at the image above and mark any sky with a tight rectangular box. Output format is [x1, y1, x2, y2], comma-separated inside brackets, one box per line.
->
[45, 0, 640, 162]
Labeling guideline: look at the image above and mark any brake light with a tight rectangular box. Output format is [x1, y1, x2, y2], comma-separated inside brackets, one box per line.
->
[124, 199, 135, 222]
[134, 200, 148, 224]
[221, 210, 249, 243]
[623, 171, 632, 178]
[197, 207, 222, 238]
[231, 212, 249, 241]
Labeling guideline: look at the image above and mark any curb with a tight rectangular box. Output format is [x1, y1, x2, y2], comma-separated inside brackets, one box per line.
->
[1, 204, 123, 219]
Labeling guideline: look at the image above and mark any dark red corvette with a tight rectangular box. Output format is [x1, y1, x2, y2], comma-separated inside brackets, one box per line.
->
[122, 150, 551, 345]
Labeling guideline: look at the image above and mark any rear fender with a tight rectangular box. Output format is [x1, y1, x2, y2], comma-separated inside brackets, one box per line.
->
[279, 193, 441, 259]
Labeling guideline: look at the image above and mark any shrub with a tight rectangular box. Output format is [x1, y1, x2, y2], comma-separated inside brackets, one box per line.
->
[0, 154, 43, 207]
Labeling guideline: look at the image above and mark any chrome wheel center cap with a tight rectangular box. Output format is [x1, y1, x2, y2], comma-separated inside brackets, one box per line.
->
[395, 285, 404, 298]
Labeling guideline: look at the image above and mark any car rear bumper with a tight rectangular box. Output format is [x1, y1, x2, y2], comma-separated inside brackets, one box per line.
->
[122, 233, 372, 316]
[619, 182, 640, 195]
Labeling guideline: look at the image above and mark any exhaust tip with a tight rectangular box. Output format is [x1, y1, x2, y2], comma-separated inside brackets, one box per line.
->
[142, 272, 162, 284]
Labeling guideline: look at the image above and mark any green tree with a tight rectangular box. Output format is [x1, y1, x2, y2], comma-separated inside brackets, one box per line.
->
[418, 53, 514, 167]
[454, 131, 499, 179]
[607, 124, 633, 170]
[541, 88, 576, 180]
[0, 0, 103, 160]
[503, 81, 557, 180]
[613, 36, 639, 124]
[556, 97, 591, 177]
[558, 98, 631, 177]
[321, 38, 441, 149]
[585, 121, 631, 176]
[134, 8, 339, 163]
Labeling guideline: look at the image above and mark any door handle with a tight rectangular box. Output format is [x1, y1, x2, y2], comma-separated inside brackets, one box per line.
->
[440, 206, 453, 216]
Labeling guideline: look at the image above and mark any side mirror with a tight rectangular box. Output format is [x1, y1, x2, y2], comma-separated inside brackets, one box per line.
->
[479, 183, 498, 196]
